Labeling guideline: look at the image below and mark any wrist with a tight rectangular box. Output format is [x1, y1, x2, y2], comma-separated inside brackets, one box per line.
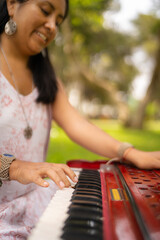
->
[117, 142, 134, 163]
[0, 154, 16, 183]
[9, 159, 20, 181]
[123, 148, 139, 165]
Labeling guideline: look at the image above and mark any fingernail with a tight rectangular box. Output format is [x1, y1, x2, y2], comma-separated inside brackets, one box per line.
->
[43, 182, 49, 187]
[59, 181, 65, 188]
[74, 176, 78, 182]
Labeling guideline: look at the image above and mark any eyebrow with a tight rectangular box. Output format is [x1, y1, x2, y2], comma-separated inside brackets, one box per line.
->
[45, 1, 65, 20]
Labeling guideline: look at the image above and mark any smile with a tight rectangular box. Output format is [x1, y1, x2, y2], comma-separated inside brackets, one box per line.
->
[36, 31, 47, 42]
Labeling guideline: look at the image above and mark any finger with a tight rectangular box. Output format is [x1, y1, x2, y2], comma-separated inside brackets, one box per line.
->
[46, 169, 66, 189]
[38, 167, 66, 189]
[33, 175, 49, 188]
[59, 164, 78, 183]
[55, 167, 71, 187]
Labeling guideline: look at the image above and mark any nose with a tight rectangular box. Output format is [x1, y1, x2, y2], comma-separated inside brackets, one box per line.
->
[45, 16, 57, 34]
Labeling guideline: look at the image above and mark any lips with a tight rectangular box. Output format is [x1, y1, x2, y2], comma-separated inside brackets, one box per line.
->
[36, 31, 47, 43]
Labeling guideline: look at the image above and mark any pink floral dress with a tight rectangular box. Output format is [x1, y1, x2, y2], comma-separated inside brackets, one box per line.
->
[0, 72, 58, 239]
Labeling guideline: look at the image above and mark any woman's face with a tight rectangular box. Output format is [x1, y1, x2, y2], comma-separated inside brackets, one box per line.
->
[8, 0, 66, 55]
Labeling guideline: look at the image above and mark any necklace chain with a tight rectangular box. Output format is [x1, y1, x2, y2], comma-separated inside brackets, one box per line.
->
[0, 45, 33, 139]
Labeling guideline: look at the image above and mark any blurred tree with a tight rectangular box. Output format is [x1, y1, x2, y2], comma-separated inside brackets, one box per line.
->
[49, 0, 138, 119]
[126, 13, 160, 128]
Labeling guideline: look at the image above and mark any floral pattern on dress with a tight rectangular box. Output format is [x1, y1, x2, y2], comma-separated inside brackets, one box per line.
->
[0, 72, 57, 240]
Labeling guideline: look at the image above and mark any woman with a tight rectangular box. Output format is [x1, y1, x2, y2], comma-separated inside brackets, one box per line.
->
[0, 0, 160, 239]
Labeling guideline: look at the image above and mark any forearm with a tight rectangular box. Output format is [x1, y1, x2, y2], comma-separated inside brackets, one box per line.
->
[63, 117, 121, 158]
[53, 82, 121, 158]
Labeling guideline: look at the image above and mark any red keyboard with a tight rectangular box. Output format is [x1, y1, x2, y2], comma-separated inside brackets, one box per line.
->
[67, 160, 160, 240]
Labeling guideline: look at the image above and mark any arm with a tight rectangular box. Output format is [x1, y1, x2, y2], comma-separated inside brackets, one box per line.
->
[52, 81, 121, 159]
[52, 81, 160, 170]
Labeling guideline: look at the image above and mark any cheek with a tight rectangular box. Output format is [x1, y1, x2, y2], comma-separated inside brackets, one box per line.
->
[14, 4, 41, 33]
[15, 16, 40, 43]
[14, 20, 42, 54]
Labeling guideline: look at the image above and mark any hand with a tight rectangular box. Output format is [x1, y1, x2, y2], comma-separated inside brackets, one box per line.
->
[9, 160, 78, 189]
[123, 148, 160, 169]
[148, 151, 160, 160]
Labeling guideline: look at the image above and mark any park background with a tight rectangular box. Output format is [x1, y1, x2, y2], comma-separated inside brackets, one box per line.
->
[46, 0, 160, 164]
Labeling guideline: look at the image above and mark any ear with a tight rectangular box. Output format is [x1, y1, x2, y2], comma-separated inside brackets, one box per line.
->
[6, 0, 17, 17]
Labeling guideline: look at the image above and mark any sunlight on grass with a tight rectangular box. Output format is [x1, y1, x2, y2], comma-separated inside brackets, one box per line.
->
[46, 120, 160, 164]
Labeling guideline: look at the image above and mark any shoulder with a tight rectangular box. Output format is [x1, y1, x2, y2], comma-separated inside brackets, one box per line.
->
[52, 79, 76, 127]
[54, 79, 69, 106]
[52, 79, 69, 112]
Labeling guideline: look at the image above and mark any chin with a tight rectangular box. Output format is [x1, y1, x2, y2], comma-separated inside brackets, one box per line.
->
[28, 48, 43, 56]
[27, 43, 45, 56]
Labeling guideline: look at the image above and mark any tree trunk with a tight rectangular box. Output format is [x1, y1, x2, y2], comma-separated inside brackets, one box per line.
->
[126, 35, 160, 129]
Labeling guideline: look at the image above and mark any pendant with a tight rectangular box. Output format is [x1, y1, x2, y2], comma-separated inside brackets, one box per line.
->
[24, 126, 33, 139]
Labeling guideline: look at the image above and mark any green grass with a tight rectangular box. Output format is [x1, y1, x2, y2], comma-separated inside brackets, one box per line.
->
[46, 120, 160, 164]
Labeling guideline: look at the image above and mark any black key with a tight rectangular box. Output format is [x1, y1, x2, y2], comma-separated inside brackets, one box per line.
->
[71, 195, 102, 204]
[79, 175, 100, 180]
[65, 211, 102, 222]
[73, 188, 102, 194]
[68, 204, 103, 214]
[72, 191, 102, 198]
[76, 184, 101, 191]
[78, 180, 101, 187]
[71, 199, 102, 208]
[61, 227, 103, 240]
[64, 218, 102, 230]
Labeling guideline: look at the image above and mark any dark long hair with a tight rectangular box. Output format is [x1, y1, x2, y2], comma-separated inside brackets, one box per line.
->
[0, 0, 69, 104]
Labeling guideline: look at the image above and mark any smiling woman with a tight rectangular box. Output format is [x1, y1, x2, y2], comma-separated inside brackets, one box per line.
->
[0, 0, 68, 102]
[0, 0, 160, 239]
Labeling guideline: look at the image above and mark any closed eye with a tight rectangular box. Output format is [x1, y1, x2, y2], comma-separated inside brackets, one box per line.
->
[41, 8, 50, 16]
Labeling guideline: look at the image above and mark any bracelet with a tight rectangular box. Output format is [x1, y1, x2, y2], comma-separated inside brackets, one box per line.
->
[123, 147, 134, 160]
[118, 142, 134, 163]
[0, 154, 16, 183]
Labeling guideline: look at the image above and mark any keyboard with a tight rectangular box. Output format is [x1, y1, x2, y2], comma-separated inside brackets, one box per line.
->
[29, 160, 160, 240]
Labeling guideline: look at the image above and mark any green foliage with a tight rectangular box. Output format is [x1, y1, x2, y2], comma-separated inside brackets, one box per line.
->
[50, 0, 138, 105]
[46, 120, 160, 164]
[69, 0, 111, 49]
[133, 14, 159, 39]
[132, 14, 160, 56]
[146, 101, 159, 119]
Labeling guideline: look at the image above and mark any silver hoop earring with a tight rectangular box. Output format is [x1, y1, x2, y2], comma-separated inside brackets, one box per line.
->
[5, 18, 17, 36]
